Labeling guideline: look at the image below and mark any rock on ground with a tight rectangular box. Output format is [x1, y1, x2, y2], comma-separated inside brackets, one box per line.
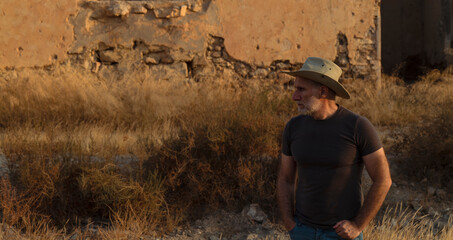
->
[159, 205, 289, 240]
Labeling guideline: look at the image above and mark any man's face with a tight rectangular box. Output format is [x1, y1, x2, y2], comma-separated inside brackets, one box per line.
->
[292, 77, 322, 116]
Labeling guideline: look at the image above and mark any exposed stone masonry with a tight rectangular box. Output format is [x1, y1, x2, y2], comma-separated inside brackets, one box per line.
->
[84, 0, 204, 19]
[335, 27, 379, 81]
[351, 27, 379, 80]
[64, 33, 305, 83]
[1, 0, 381, 83]
[207, 35, 303, 81]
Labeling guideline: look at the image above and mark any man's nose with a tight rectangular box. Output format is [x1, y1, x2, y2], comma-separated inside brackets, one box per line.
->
[292, 92, 300, 101]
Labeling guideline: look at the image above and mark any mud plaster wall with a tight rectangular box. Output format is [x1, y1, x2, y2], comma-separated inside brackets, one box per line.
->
[0, 0, 381, 82]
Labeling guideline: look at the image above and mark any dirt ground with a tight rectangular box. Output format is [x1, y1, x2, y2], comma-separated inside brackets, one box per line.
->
[157, 154, 453, 240]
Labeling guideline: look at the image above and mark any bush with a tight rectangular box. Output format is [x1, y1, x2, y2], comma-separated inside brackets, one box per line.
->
[1, 66, 452, 237]
[392, 98, 453, 190]
[0, 69, 293, 234]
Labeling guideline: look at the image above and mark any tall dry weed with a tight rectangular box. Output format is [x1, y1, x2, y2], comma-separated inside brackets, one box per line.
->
[0, 65, 452, 238]
[338, 70, 453, 189]
[364, 205, 453, 239]
[0, 67, 293, 234]
[391, 97, 453, 190]
[339, 69, 453, 127]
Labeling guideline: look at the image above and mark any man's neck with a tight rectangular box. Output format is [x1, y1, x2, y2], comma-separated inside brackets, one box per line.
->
[312, 101, 338, 120]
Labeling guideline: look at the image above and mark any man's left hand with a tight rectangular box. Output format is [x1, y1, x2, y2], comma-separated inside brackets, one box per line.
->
[333, 220, 361, 239]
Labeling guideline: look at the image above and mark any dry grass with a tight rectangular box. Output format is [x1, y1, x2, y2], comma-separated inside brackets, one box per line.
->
[0, 66, 291, 237]
[0, 65, 452, 238]
[339, 68, 453, 126]
[364, 205, 453, 240]
[340, 68, 453, 190]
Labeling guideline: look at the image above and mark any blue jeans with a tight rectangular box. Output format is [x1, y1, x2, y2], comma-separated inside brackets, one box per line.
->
[288, 217, 364, 240]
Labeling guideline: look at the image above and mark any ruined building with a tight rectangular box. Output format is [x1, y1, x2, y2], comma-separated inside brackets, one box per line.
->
[381, 0, 453, 79]
[0, 0, 451, 82]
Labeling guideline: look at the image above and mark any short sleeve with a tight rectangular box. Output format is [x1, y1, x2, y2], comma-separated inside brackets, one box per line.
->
[282, 120, 292, 156]
[354, 116, 382, 156]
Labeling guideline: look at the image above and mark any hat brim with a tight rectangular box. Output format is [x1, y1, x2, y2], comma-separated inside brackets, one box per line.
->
[282, 70, 351, 99]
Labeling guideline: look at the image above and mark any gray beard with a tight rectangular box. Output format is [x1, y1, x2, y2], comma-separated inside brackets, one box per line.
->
[297, 98, 321, 117]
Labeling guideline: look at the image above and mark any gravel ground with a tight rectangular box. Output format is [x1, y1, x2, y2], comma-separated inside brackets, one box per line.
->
[160, 206, 290, 240]
[158, 163, 453, 240]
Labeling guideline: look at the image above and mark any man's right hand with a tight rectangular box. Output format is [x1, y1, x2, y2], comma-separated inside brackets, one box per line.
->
[284, 218, 297, 231]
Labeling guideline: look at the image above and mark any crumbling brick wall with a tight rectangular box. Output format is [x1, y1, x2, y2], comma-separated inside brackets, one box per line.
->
[0, 0, 381, 82]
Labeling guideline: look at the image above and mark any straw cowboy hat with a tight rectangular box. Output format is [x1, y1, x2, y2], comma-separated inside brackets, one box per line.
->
[282, 57, 351, 99]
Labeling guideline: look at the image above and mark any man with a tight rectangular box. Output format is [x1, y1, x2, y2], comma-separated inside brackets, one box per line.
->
[277, 57, 392, 240]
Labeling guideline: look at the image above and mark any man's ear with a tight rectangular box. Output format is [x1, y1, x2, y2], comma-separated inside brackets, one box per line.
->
[319, 86, 329, 98]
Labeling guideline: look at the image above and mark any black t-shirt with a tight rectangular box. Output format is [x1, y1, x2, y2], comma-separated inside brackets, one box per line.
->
[282, 105, 382, 229]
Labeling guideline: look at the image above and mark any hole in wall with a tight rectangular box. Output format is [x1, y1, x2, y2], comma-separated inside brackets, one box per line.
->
[186, 60, 194, 78]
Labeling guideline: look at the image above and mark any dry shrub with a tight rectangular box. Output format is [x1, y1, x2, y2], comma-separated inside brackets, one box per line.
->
[97, 201, 181, 239]
[0, 129, 93, 225]
[0, 178, 42, 229]
[339, 70, 453, 189]
[0, 66, 196, 131]
[177, 83, 291, 158]
[236, 157, 278, 204]
[0, 178, 67, 238]
[392, 98, 453, 190]
[78, 163, 169, 226]
[339, 75, 411, 126]
[364, 205, 453, 239]
[376, 68, 453, 188]
[0, 69, 293, 234]
[142, 84, 289, 215]
[340, 69, 453, 127]
[0, 131, 173, 233]
[1, 64, 452, 238]
[171, 85, 288, 220]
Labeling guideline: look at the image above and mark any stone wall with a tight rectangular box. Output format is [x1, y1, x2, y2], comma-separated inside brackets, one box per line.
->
[0, 0, 381, 82]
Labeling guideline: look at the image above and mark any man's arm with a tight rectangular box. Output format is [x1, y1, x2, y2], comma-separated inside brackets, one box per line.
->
[334, 148, 392, 239]
[277, 153, 297, 231]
